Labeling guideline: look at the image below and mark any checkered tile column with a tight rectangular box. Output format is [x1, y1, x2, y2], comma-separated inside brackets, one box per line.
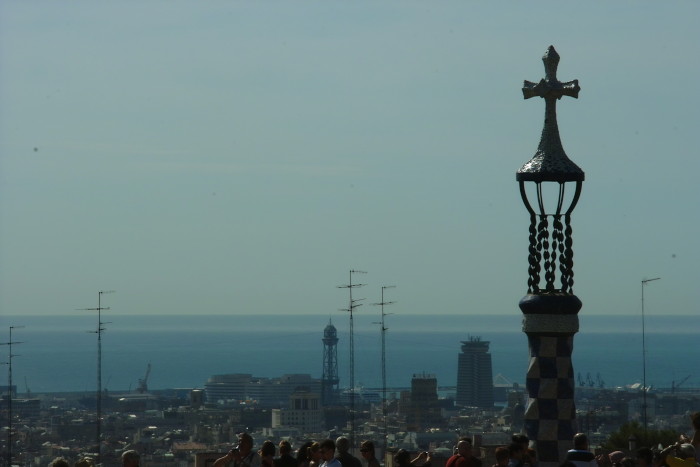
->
[520, 295, 582, 467]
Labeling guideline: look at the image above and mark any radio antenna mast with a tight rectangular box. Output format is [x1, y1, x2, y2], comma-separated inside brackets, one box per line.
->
[79, 289, 114, 466]
[337, 269, 366, 448]
[1, 325, 24, 467]
[373, 286, 395, 454]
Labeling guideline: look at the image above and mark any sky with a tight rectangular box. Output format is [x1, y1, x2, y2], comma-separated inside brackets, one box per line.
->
[1, 2, 698, 322]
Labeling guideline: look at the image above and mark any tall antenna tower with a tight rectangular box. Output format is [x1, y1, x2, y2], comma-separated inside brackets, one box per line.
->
[80, 290, 114, 465]
[337, 269, 366, 448]
[1, 325, 24, 467]
[373, 286, 395, 454]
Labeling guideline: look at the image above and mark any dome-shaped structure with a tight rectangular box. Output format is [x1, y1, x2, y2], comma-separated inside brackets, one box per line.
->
[323, 322, 338, 340]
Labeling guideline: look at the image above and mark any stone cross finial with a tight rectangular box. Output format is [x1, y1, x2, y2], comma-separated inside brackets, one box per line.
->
[517, 45, 584, 183]
[523, 45, 580, 100]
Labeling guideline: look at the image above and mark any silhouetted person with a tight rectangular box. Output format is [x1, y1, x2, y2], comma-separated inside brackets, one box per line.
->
[447, 438, 482, 467]
[276, 440, 299, 467]
[122, 450, 140, 467]
[50, 458, 70, 467]
[360, 441, 380, 467]
[261, 440, 276, 467]
[336, 437, 362, 467]
[493, 447, 509, 467]
[320, 440, 341, 467]
[636, 448, 653, 467]
[297, 441, 314, 467]
[507, 443, 525, 467]
[308, 442, 322, 467]
[214, 432, 262, 467]
[565, 434, 596, 467]
[75, 457, 95, 467]
[660, 443, 696, 467]
[511, 436, 534, 467]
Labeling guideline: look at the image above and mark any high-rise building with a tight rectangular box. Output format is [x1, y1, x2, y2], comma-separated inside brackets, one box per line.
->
[456, 336, 494, 408]
[403, 373, 443, 430]
[321, 320, 340, 406]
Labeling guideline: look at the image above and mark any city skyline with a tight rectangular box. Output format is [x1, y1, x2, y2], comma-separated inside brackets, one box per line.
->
[1, 3, 698, 319]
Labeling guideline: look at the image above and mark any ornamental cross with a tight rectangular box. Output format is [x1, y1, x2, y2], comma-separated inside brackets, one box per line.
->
[518, 45, 583, 183]
[523, 45, 580, 101]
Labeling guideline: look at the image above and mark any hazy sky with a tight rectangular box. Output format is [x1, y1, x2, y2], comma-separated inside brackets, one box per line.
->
[1, 2, 698, 320]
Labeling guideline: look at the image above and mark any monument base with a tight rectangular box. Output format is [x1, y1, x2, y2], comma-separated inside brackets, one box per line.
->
[520, 294, 580, 467]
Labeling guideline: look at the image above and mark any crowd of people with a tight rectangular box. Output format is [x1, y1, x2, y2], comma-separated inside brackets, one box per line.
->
[212, 434, 383, 467]
[47, 412, 699, 467]
[48, 450, 140, 467]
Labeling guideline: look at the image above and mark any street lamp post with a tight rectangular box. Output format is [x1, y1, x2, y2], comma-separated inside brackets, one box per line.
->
[516, 45, 584, 467]
[641, 277, 660, 435]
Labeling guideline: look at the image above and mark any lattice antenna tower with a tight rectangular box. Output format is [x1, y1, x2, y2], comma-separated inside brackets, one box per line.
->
[78, 289, 115, 466]
[321, 318, 340, 406]
[337, 269, 366, 448]
[1, 325, 24, 467]
[372, 285, 395, 454]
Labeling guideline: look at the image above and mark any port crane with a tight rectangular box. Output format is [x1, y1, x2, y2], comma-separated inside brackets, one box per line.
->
[137, 363, 151, 394]
[671, 374, 691, 393]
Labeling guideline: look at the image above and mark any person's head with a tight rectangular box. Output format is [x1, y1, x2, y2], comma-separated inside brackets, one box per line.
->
[691, 412, 700, 431]
[677, 444, 696, 460]
[573, 433, 589, 451]
[457, 439, 473, 458]
[320, 440, 336, 462]
[279, 440, 292, 456]
[51, 458, 70, 467]
[75, 457, 95, 467]
[637, 447, 653, 467]
[394, 449, 411, 467]
[608, 451, 625, 466]
[512, 434, 529, 450]
[308, 442, 321, 461]
[336, 437, 350, 454]
[495, 447, 509, 467]
[238, 432, 254, 455]
[261, 440, 276, 458]
[526, 448, 536, 463]
[360, 441, 375, 459]
[508, 443, 525, 460]
[122, 450, 140, 467]
[297, 441, 313, 462]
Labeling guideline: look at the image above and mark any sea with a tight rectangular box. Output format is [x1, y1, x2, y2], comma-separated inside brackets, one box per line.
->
[1, 313, 698, 395]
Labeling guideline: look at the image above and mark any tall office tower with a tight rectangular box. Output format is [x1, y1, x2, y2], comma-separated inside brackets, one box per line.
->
[456, 336, 494, 408]
[405, 373, 442, 430]
[321, 320, 340, 406]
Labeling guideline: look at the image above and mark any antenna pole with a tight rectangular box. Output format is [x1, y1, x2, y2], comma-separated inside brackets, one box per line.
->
[81, 290, 114, 466]
[640, 277, 659, 437]
[1, 325, 24, 467]
[338, 270, 366, 448]
[373, 286, 395, 454]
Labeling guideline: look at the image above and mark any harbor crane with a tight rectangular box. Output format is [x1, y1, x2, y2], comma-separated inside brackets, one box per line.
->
[671, 374, 691, 393]
[137, 363, 151, 394]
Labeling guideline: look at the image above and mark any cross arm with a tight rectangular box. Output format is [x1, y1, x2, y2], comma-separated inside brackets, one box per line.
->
[522, 78, 580, 100]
